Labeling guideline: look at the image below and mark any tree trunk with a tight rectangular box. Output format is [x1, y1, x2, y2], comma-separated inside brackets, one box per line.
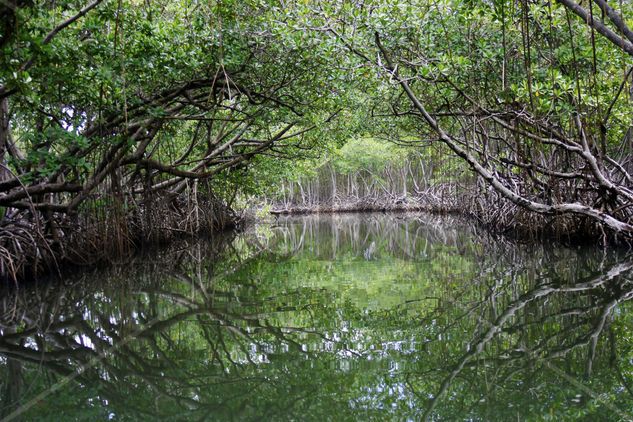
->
[0, 97, 12, 183]
[330, 165, 337, 203]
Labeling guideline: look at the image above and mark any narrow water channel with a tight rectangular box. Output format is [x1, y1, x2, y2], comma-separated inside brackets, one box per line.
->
[1, 213, 632, 420]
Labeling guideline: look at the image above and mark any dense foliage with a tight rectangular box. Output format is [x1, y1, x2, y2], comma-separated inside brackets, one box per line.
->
[0, 0, 353, 279]
[0, 0, 632, 280]
[274, 0, 633, 237]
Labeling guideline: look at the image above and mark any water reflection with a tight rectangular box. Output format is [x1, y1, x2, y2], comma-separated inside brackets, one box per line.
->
[1, 213, 632, 420]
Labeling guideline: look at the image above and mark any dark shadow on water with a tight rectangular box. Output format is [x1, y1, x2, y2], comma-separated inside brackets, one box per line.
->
[1, 212, 632, 420]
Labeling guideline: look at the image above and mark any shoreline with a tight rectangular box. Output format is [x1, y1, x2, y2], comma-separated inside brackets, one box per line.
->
[269, 200, 624, 247]
[0, 194, 239, 285]
[6, 196, 629, 285]
[270, 203, 461, 216]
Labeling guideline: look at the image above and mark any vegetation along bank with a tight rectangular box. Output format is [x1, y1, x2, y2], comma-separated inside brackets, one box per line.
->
[1, 0, 633, 281]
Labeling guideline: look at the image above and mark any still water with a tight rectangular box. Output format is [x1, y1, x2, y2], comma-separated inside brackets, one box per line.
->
[1, 213, 633, 421]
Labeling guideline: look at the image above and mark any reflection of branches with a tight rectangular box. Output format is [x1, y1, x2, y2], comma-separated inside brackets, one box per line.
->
[271, 213, 477, 261]
[0, 233, 348, 418]
[2, 215, 633, 420]
[420, 261, 633, 420]
[609, 327, 633, 401]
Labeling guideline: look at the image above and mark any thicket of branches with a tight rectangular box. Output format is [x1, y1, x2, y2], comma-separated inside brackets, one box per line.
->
[313, 0, 633, 239]
[1, 0, 633, 281]
[0, 1, 344, 280]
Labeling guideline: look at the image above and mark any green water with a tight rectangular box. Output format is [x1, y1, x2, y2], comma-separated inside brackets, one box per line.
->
[1, 213, 633, 421]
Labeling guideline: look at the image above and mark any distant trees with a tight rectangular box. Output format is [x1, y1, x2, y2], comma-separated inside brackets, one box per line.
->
[272, 138, 468, 212]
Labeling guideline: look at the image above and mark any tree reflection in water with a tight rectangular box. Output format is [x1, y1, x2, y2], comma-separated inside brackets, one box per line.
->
[1, 213, 632, 421]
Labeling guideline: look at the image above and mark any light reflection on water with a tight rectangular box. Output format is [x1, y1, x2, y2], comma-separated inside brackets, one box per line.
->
[0, 213, 632, 421]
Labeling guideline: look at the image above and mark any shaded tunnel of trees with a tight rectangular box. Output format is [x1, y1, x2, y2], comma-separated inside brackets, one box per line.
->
[1, 0, 633, 281]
